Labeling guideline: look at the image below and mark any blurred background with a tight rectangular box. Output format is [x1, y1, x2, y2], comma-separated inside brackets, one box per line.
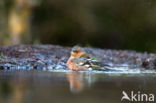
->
[0, 0, 156, 52]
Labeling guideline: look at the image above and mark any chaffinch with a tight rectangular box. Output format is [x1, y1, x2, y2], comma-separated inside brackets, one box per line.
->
[67, 46, 108, 71]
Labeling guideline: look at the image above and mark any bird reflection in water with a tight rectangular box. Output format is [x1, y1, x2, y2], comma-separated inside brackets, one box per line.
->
[0, 71, 95, 103]
[66, 72, 93, 93]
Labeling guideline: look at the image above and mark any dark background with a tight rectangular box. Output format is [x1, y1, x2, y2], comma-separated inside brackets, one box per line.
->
[0, 0, 156, 53]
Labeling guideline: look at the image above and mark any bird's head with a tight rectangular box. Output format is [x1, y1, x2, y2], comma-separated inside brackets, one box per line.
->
[70, 46, 86, 58]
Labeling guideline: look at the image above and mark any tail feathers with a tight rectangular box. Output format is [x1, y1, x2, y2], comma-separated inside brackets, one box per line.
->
[90, 62, 110, 67]
[92, 67, 117, 71]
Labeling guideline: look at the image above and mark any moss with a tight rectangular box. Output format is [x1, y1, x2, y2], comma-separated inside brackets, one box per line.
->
[0, 53, 7, 58]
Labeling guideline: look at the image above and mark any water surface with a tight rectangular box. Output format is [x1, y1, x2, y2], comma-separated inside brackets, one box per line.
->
[0, 70, 156, 103]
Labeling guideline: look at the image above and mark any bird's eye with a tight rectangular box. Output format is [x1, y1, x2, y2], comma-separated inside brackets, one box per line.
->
[71, 48, 82, 54]
[73, 50, 79, 53]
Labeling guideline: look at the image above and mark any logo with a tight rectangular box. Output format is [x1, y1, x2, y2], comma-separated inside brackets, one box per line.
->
[121, 91, 154, 102]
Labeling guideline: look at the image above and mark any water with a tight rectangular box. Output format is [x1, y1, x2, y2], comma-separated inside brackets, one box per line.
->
[0, 70, 156, 103]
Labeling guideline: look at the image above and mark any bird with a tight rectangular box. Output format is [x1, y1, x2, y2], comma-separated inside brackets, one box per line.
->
[66, 46, 110, 71]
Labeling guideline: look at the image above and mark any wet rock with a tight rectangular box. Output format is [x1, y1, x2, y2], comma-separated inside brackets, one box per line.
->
[154, 59, 156, 69]
[0, 45, 155, 70]
[142, 58, 156, 70]
[0, 66, 4, 70]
